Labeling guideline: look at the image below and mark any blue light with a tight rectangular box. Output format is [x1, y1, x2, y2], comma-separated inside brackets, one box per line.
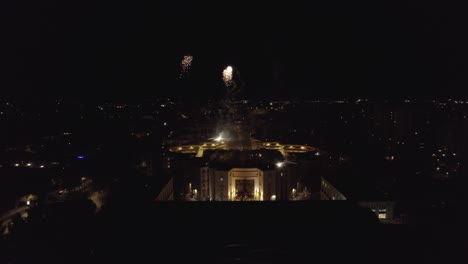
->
[77, 155, 86, 159]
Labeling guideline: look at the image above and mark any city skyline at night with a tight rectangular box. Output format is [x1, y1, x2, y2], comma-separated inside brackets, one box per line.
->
[1, 0, 467, 263]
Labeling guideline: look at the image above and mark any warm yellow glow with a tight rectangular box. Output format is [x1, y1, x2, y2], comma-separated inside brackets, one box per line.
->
[223, 66, 233, 87]
[179, 55, 193, 78]
[211, 143, 216, 146]
[300, 146, 305, 150]
[26, 163, 32, 167]
[189, 146, 194, 149]
[177, 147, 182, 150]
[266, 143, 270, 146]
[270, 195, 276, 201]
[14, 163, 20, 167]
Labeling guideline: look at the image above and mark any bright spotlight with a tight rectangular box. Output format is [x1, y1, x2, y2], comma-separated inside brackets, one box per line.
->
[213, 133, 224, 142]
[276, 162, 284, 168]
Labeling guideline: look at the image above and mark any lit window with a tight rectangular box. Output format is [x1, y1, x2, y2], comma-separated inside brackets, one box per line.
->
[378, 213, 386, 219]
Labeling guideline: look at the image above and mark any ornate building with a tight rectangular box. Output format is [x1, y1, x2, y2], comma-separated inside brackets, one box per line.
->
[168, 140, 317, 201]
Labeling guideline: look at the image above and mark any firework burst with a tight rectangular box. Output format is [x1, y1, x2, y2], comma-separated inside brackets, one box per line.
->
[222, 66, 233, 87]
[179, 55, 193, 78]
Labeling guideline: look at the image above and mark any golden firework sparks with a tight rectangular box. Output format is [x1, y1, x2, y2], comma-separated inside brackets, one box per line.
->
[179, 55, 193, 78]
[222, 66, 233, 87]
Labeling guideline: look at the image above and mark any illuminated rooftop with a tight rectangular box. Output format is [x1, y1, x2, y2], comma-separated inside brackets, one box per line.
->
[169, 140, 315, 157]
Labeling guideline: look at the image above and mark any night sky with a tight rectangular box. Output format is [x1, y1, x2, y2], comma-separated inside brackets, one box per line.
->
[3, 1, 468, 100]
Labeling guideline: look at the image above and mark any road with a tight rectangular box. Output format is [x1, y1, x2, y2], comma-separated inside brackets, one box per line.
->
[0, 206, 29, 229]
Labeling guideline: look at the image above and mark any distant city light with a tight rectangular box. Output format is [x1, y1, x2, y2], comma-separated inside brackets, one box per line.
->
[77, 155, 86, 159]
[276, 162, 284, 168]
[26, 200, 30, 205]
[26, 163, 32, 167]
[14, 163, 20, 167]
[39, 165, 45, 168]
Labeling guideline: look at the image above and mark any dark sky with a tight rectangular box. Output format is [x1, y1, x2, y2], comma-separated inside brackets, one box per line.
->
[2, 0, 468, 100]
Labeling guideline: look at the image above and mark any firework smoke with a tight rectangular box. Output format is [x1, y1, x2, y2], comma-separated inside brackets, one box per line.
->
[179, 55, 193, 78]
[222, 66, 233, 87]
